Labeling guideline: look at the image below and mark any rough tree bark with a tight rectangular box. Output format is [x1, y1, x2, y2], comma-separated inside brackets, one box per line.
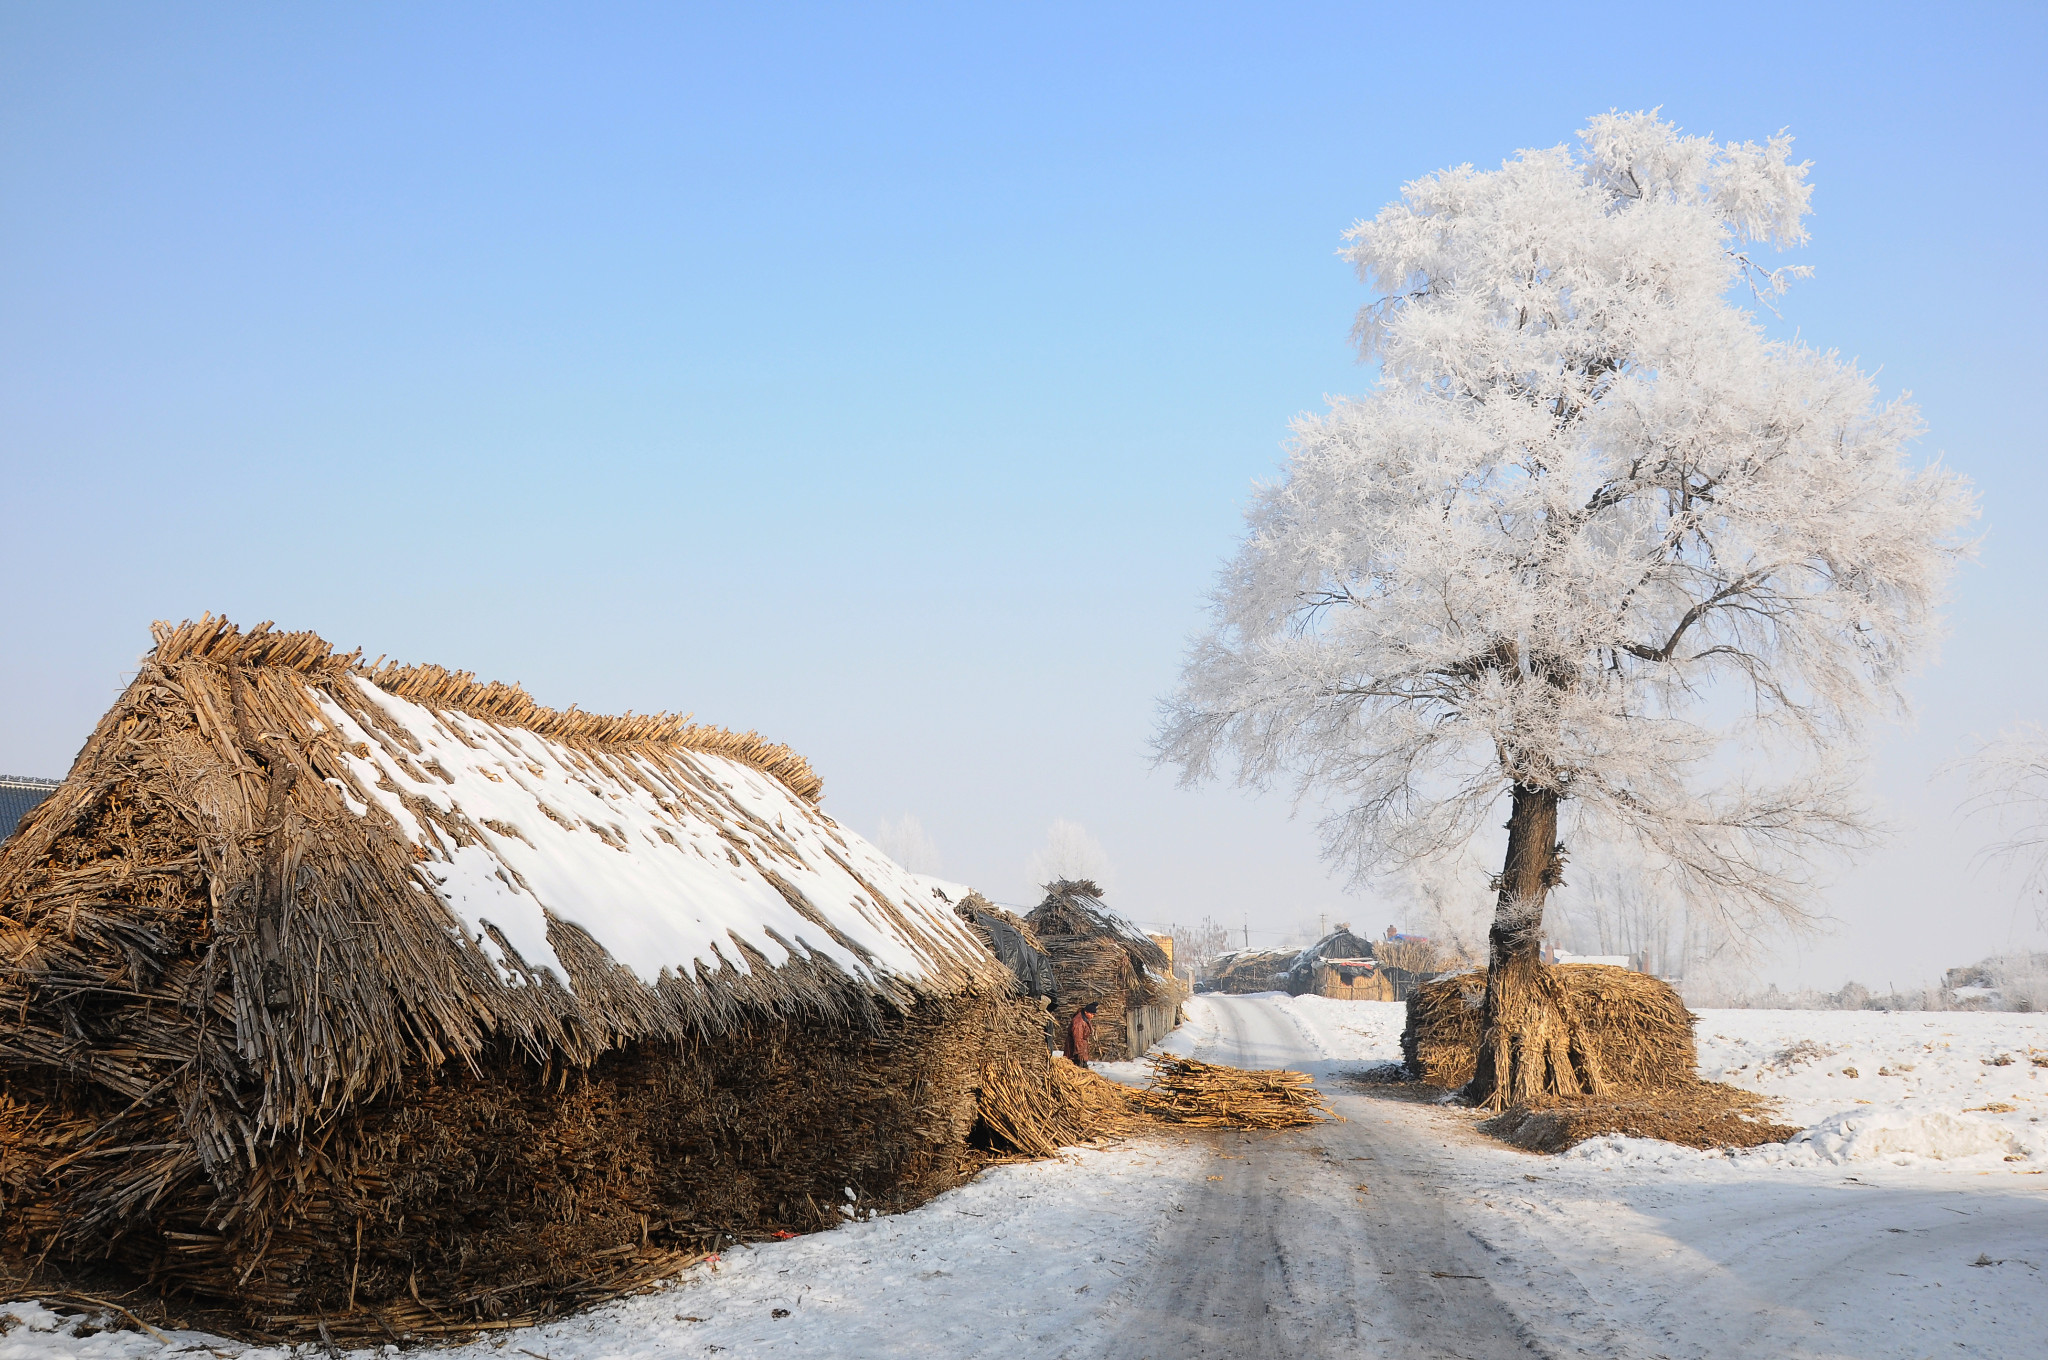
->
[1461, 782, 1606, 1108]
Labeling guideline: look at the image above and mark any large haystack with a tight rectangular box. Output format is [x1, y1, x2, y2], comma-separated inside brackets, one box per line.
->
[1025, 881, 1183, 1062]
[1401, 965, 1697, 1090]
[1400, 965, 1795, 1152]
[0, 618, 1081, 1337]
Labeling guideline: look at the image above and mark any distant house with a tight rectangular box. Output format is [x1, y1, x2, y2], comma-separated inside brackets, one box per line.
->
[1285, 926, 1390, 1000]
[1553, 949, 1637, 970]
[0, 775, 60, 842]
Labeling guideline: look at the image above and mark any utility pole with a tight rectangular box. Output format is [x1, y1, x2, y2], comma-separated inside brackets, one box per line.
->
[1319, 912, 1327, 941]
[1243, 919, 1249, 948]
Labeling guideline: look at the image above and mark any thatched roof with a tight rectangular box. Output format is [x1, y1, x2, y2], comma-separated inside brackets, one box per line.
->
[1024, 879, 1169, 974]
[0, 617, 1007, 1153]
[1294, 928, 1380, 967]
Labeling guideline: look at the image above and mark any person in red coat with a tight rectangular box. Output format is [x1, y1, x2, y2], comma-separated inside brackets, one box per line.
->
[1066, 1002, 1099, 1067]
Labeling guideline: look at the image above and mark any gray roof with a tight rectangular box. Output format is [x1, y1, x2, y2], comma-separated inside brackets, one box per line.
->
[0, 776, 60, 843]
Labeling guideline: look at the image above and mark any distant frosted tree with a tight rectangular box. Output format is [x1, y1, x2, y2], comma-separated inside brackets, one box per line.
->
[1543, 838, 1730, 980]
[1027, 818, 1112, 891]
[1960, 723, 2048, 923]
[875, 813, 943, 876]
[1159, 111, 1974, 1104]
[1169, 915, 1233, 979]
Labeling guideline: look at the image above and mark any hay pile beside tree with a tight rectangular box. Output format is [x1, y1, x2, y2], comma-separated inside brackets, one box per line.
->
[1158, 111, 1974, 1113]
[0, 618, 1096, 1337]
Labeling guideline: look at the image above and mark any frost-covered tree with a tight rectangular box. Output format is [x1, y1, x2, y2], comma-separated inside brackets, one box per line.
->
[875, 813, 943, 875]
[1960, 723, 2048, 921]
[1026, 818, 1112, 891]
[1158, 112, 1974, 1105]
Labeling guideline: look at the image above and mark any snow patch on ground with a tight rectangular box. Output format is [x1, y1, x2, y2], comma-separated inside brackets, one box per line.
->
[1562, 1007, 2048, 1173]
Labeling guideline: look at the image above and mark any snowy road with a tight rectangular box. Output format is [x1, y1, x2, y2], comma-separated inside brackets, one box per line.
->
[1101, 996, 1561, 1360]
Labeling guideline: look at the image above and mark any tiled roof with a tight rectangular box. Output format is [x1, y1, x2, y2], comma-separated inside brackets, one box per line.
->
[0, 776, 60, 843]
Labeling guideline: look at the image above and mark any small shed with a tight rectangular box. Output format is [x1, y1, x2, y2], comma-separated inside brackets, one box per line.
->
[1024, 880, 1183, 1061]
[1286, 926, 1392, 1000]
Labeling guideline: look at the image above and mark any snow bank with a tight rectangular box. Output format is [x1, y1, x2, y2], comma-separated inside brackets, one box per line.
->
[1790, 1104, 2043, 1164]
[1538, 1007, 2048, 1174]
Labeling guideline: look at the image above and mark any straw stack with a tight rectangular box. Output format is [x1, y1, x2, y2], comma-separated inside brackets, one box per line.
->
[1401, 965, 1697, 1090]
[1136, 1056, 1332, 1130]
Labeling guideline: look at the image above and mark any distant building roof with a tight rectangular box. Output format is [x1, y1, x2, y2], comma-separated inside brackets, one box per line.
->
[0, 775, 61, 843]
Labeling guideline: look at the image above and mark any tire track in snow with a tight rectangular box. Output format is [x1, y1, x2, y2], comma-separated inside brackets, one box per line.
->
[1098, 995, 1645, 1360]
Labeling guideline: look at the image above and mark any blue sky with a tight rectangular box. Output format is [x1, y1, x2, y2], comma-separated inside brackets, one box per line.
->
[3, 2, 2043, 987]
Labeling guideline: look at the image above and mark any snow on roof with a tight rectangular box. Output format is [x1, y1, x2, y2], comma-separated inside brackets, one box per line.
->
[313, 674, 987, 996]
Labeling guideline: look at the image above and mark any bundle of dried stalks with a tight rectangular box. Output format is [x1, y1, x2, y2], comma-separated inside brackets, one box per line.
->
[1402, 965, 1697, 1091]
[1026, 881, 1177, 1063]
[1478, 1084, 1799, 1153]
[1400, 965, 1794, 1152]
[1135, 1056, 1332, 1130]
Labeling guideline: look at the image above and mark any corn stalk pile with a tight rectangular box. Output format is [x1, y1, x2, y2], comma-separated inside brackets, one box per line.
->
[1134, 1056, 1332, 1130]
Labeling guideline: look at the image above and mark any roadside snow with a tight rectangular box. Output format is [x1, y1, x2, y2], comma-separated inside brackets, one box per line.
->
[1170, 992, 2048, 1173]
[0, 1144, 1207, 1360]
[1566, 1007, 2048, 1172]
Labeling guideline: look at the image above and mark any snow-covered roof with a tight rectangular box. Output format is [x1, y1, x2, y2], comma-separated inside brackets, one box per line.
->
[315, 672, 987, 998]
[1025, 881, 1170, 976]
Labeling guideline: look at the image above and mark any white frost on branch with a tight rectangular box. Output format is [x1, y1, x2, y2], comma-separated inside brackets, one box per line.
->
[875, 813, 944, 875]
[1026, 818, 1113, 892]
[1159, 110, 1975, 927]
[1959, 724, 2048, 919]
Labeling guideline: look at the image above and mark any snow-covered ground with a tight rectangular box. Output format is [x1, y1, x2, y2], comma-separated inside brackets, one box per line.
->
[7, 995, 2046, 1359]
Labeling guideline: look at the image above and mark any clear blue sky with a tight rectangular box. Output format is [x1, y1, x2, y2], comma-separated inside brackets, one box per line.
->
[4, 2, 2043, 988]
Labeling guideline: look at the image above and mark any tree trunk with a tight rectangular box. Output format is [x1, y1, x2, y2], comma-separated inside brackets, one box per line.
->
[1461, 782, 1605, 1108]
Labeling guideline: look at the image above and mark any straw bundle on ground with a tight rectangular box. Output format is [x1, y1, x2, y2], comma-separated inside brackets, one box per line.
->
[0, 617, 1073, 1339]
[1478, 1084, 1799, 1153]
[1401, 965, 1697, 1090]
[1136, 1056, 1332, 1129]
[1026, 882, 1182, 1062]
[987, 1056, 1329, 1138]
